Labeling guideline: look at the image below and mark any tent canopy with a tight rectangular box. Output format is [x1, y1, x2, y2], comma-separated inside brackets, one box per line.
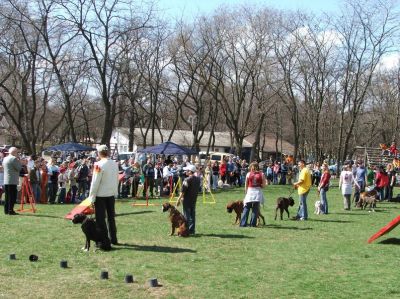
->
[138, 141, 198, 155]
[45, 142, 96, 152]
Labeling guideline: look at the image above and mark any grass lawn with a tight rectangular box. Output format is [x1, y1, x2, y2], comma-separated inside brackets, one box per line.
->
[1, 183, 400, 299]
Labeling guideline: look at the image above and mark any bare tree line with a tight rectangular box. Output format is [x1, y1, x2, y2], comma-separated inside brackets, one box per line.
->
[0, 0, 399, 164]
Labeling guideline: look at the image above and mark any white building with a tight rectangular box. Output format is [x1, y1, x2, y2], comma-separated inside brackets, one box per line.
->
[110, 127, 253, 154]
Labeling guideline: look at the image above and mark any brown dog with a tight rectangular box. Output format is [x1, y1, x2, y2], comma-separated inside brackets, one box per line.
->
[359, 190, 378, 211]
[274, 197, 295, 220]
[162, 202, 189, 237]
[358, 190, 378, 208]
[226, 200, 265, 226]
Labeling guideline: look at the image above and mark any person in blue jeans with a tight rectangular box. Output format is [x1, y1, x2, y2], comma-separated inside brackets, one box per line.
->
[240, 162, 266, 227]
[317, 163, 331, 214]
[353, 160, 366, 206]
[293, 160, 312, 220]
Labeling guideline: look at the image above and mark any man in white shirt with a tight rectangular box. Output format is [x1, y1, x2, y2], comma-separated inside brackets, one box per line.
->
[88, 145, 119, 250]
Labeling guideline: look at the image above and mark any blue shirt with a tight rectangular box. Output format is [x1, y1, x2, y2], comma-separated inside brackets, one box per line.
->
[355, 167, 366, 183]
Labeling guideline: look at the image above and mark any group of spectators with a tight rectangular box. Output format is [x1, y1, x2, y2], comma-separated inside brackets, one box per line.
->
[117, 155, 251, 199]
[339, 160, 397, 209]
[0, 148, 255, 207]
[262, 161, 295, 185]
[0, 149, 93, 208]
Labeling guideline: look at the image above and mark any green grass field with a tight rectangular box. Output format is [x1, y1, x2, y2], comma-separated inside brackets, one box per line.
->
[1, 183, 400, 299]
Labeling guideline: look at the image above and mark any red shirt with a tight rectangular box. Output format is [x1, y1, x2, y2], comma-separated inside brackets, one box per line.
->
[319, 172, 331, 188]
[390, 145, 398, 154]
[247, 171, 263, 188]
[219, 163, 227, 176]
[376, 172, 389, 188]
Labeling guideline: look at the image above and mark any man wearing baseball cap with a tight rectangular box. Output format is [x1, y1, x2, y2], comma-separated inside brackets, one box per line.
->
[88, 145, 119, 250]
[177, 164, 200, 235]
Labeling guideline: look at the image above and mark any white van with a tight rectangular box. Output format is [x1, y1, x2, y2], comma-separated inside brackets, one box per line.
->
[209, 152, 235, 163]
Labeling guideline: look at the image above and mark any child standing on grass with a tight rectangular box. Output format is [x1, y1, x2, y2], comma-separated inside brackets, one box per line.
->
[339, 164, 360, 210]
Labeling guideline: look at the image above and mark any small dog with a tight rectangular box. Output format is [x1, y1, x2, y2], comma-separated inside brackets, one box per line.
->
[274, 197, 295, 220]
[314, 201, 322, 215]
[226, 200, 265, 226]
[72, 213, 111, 251]
[162, 202, 189, 237]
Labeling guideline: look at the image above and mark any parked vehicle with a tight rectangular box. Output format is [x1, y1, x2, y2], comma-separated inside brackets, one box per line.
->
[209, 152, 235, 163]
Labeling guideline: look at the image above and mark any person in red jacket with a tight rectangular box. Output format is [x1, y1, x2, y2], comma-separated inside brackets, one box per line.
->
[389, 142, 398, 157]
[317, 163, 331, 214]
[219, 159, 227, 184]
[375, 165, 389, 201]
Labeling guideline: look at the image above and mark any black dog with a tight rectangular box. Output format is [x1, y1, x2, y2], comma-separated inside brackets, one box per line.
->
[274, 197, 295, 220]
[72, 213, 111, 251]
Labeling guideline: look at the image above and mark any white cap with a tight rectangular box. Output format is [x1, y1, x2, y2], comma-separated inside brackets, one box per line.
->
[183, 164, 197, 172]
[97, 144, 108, 152]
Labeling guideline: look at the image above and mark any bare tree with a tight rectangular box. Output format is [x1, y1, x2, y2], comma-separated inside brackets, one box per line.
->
[333, 0, 398, 162]
[60, 0, 153, 146]
[0, 3, 65, 153]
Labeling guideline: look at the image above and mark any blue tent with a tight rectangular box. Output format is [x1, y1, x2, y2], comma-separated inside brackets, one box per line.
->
[45, 142, 96, 152]
[138, 141, 198, 155]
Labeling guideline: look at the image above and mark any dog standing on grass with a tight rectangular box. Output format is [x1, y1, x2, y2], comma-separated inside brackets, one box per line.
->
[359, 190, 378, 212]
[314, 201, 323, 215]
[274, 197, 295, 220]
[72, 213, 111, 251]
[162, 202, 189, 237]
[226, 200, 265, 226]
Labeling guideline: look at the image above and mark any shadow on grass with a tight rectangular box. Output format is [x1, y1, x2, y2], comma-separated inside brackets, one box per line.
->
[334, 212, 370, 216]
[113, 243, 196, 253]
[194, 233, 254, 239]
[116, 211, 154, 217]
[309, 219, 353, 223]
[265, 224, 312, 230]
[18, 213, 63, 219]
[378, 238, 400, 245]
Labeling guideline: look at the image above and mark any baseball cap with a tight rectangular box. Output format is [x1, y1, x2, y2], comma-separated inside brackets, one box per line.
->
[183, 164, 197, 172]
[97, 145, 108, 152]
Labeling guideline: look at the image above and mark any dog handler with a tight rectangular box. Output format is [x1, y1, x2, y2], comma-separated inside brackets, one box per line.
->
[293, 159, 312, 220]
[88, 145, 119, 250]
[240, 162, 266, 227]
[177, 164, 200, 235]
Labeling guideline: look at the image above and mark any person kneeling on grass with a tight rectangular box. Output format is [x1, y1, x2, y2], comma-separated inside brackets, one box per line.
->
[240, 162, 266, 227]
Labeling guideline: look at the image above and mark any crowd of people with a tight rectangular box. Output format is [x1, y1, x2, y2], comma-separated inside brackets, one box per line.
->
[0, 148, 256, 208]
[0, 149, 94, 207]
[0, 145, 398, 226]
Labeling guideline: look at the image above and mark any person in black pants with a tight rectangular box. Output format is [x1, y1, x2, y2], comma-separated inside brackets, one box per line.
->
[88, 145, 119, 250]
[142, 159, 155, 198]
[2, 147, 22, 215]
[177, 164, 200, 235]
